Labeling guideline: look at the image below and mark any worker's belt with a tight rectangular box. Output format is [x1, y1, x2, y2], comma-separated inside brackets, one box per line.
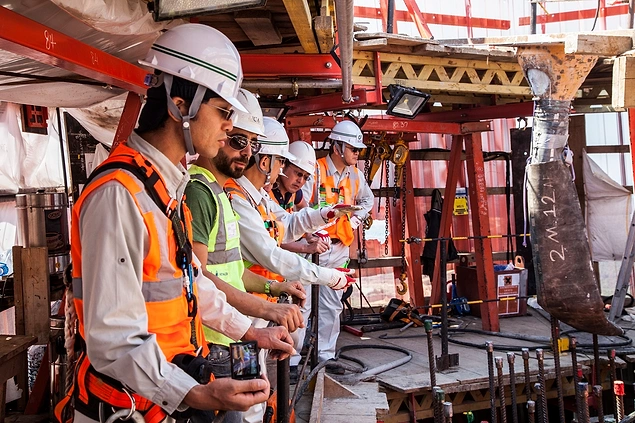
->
[331, 238, 342, 245]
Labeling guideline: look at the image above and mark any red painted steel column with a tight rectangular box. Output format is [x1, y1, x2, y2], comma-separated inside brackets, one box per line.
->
[430, 136, 464, 308]
[111, 92, 142, 150]
[464, 132, 499, 332]
[629, 109, 635, 191]
[404, 156, 425, 306]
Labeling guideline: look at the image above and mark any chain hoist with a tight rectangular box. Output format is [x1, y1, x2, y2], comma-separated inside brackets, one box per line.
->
[384, 159, 390, 256]
[397, 164, 408, 295]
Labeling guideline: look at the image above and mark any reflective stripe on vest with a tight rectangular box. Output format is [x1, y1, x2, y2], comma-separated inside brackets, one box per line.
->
[225, 178, 284, 302]
[188, 168, 247, 346]
[71, 143, 206, 364]
[313, 157, 361, 246]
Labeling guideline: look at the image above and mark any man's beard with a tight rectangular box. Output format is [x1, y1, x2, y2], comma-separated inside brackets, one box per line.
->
[214, 149, 248, 179]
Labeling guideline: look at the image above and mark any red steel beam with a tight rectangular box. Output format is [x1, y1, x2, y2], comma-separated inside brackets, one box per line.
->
[414, 102, 534, 123]
[354, 6, 510, 30]
[0, 6, 148, 94]
[241, 54, 341, 78]
[518, 4, 628, 26]
[286, 89, 378, 116]
[403, 156, 425, 307]
[112, 92, 143, 150]
[286, 114, 471, 134]
[465, 132, 499, 332]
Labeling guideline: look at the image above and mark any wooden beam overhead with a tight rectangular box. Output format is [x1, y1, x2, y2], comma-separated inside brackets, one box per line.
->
[613, 55, 635, 110]
[234, 10, 282, 46]
[281, 0, 320, 53]
[315, 0, 334, 54]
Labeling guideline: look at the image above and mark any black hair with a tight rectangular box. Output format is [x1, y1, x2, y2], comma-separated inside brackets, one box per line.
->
[245, 155, 258, 170]
[136, 73, 220, 134]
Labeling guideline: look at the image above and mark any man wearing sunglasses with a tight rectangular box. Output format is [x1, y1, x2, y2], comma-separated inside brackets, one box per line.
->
[302, 119, 374, 373]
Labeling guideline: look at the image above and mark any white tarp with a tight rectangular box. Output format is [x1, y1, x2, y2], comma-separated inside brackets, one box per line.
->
[0, 103, 65, 194]
[584, 150, 633, 261]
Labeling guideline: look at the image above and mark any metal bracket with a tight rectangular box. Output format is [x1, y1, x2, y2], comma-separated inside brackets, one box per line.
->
[436, 353, 460, 371]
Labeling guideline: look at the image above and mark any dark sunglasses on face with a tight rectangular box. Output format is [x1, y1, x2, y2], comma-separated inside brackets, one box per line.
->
[345, 144, 362, 154]
[207, 103, 235, 121]
[228, 134, 261, 154]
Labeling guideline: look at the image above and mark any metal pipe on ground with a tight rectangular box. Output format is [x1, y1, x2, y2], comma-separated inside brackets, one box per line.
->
[506, 352, 518, 423]
[517, 44, 623, 336]
[334, 0, 354, 102]
[487, 342, 497, 423]
[496, 357, 508, 423]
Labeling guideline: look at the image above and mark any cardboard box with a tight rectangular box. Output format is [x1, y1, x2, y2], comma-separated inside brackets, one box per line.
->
[455, 266, 528, 317]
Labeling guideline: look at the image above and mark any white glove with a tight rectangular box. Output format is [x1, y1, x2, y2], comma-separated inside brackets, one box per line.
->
[319, 204, 362, 221]
[350, 215, 363, 230]
[312, 229, 332, 247]
[327, 268, 355, 290]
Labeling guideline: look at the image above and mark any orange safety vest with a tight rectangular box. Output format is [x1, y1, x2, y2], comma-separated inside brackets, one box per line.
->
[225, 178, 284, 302]
[57, 142, 207, 423]
[313, 157, 360, 246]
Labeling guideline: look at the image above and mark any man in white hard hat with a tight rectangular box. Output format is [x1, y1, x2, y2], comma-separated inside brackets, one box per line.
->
[185, 89, 307, 423]
[60, 24, 295, 423]
[303, 119, 374, 371]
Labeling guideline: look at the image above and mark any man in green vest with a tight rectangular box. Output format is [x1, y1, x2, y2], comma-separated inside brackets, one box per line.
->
[185, 89, 306, 423]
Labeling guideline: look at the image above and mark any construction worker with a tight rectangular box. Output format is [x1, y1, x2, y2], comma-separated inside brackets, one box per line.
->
[60, 24, 294, 423]
[224, 118, 356, 386]
[184, 89, 306, 422]
[303, 119, 374, 369]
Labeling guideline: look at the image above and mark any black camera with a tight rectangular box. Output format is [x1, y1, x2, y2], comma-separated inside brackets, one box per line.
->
[230, 341, 260, 380]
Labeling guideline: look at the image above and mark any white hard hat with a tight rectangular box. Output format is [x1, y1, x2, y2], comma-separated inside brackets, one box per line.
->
[288, 141, 316, 174]
[257, 117, 296, 161]
[232, 89, 266, 137]
[139, 23, 246, 113]
[329, 120, 365, 149]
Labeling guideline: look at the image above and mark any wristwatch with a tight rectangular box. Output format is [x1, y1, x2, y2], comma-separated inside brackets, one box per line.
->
[264, 281, 272, 295]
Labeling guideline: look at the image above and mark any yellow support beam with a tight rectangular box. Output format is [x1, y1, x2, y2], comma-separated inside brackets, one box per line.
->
[282, 0, 319, 54]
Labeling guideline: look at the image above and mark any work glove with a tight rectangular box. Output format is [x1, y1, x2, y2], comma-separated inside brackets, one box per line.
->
[319, 204, 361, 221]
[349, 215, 364, 230]
[327, 268, 356, 290]
[312, 229, 331, 247]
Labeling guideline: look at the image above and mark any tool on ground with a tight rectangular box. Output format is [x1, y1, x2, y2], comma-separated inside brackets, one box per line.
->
[449, 274, 470, 316]
[536, 349, 548, 423]
[593, 385, 604, 423]
[615, 380, 625, 421]
[527, 401, 535, 423]
[400, 321, 415, 332]
[342, 325, 363, 337]
[550, 317, 565, 423]
[495, 357, 508, 423]
[579, 382, 590, 423]
[486, 342, 497, 423]
[506, 352, 518, 423]
[522, 348, 531, 403]
[443, 401, 453, 423]
[570, 336, 581, 420]
[380, 298, 424, 327]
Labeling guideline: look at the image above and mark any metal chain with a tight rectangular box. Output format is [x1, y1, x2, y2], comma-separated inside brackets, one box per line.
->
[392, 161, 398, 207]
[400, 165, 407, 275]
[384, 160, 390, 256]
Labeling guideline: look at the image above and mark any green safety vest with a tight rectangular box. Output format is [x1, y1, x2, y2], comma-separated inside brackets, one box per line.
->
[188, 165, 245, 346]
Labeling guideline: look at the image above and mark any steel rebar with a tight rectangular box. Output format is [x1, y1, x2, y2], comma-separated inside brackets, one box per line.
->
[593, 334, 601, 385]
[535, 383, 546, 423]
[496, 357, 508, 423]
[443, 401, 453, 423]
[609, 348, 617, 409]
[550, 317, 565, 423]
[527, 400, 536, 423]
[487, 342, 497, 423]
[522, 348, 531, 402]
[426, 319, 441, 423]
[433, 387, 445, 423]
[593, 385, 604, 423]
[507, 352, 519, 423]
[615, 380, 625, 421]
[536, 349, 548, 423]
[579, 382, 590, 423]
[571, 336, 582, 421]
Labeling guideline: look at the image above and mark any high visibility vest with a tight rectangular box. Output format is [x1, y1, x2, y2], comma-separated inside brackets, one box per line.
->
[225, 178, 284, 302]
[65, 143, 206, 422]
[188, 165, 246, 346]
[313, 157, 361, 246]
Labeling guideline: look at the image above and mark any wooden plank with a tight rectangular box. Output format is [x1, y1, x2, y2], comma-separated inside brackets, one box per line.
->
[234, 11, 282, 47]
[309, 369, 325, 423]
[315, 15, 334, 54]
[612, 55, 635, 110]
[355, 32, 439, 46]
[281, 0, 319, 54]
[12, 247, 50, 344]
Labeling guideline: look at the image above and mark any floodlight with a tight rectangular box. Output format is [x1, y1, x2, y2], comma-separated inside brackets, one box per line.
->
[385, 84, 430, 119]
[149, 0, 267, 21]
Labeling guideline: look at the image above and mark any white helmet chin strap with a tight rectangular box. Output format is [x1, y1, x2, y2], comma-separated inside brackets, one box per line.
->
[163, 74, 207, 156]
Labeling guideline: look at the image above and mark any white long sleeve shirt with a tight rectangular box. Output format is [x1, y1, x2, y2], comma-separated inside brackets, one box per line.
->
[77, 133, 252, 414]
[230, 176, 334, 284]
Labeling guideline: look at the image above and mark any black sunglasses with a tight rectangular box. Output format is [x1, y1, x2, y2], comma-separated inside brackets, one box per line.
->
[228, 134, 261, 155]
[208, 103, 235, 121]
[346, 145, 362, 154]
